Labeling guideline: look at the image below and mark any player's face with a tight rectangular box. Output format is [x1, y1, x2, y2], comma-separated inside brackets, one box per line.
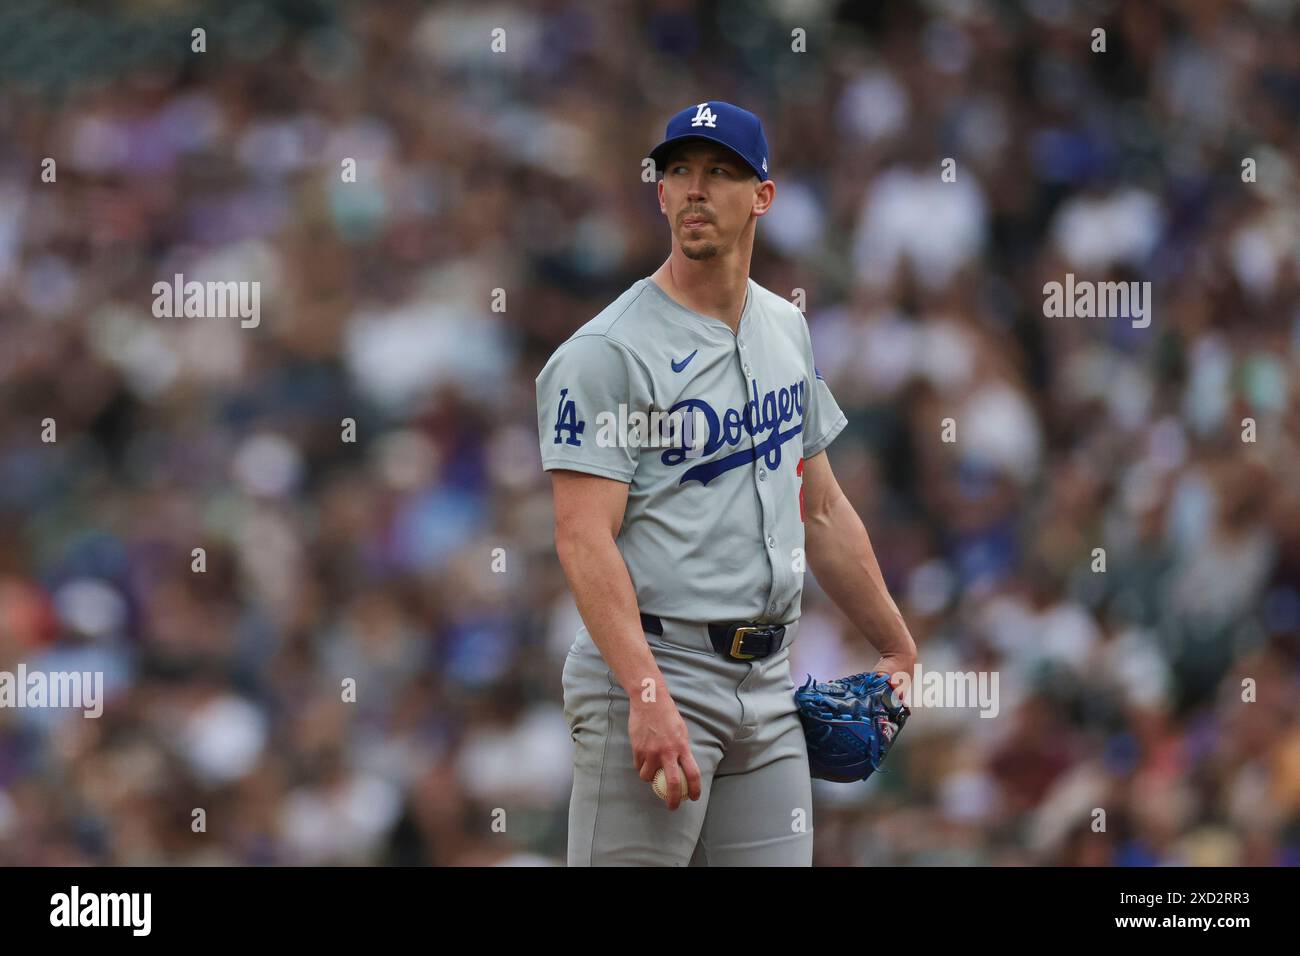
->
[659, 144, 763, 261]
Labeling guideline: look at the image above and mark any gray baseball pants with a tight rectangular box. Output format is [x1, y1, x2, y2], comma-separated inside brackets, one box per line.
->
[561, 617, 813, 866]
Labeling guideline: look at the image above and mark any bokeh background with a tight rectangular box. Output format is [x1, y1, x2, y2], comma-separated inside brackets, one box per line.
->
[1, 0, 1299, 866]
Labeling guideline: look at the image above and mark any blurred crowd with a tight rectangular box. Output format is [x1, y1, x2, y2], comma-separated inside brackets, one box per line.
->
[1, 0, 1298, 866]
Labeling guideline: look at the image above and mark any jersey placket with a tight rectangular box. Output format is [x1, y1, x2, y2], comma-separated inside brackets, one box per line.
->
[736, 315, 786, 623]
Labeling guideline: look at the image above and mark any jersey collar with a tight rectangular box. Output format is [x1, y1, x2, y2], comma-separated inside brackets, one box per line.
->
[643, 276, 754, 340]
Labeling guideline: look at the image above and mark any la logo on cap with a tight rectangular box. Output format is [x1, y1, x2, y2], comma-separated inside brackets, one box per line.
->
[690, 103, 718, 128]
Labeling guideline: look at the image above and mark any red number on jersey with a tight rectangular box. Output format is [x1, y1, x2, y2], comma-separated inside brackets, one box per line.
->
[796, 457, 805, 522]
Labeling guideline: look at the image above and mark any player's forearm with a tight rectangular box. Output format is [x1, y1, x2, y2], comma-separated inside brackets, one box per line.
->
[555, 529, 667, 702]
[805, 491, 916, 669]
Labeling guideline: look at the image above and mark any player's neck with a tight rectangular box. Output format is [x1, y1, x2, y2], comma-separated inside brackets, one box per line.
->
[654, 249, 751, 334]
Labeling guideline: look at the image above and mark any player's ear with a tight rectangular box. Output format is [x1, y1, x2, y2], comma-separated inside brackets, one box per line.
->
[752, 179, 775, 216]
[658, 178, 666, 214]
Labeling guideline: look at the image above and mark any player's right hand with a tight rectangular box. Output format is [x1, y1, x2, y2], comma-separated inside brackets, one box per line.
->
[629, 698, 702, 811]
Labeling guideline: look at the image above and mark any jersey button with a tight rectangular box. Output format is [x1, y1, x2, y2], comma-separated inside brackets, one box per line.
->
[758, 469, 766, 480]
[744, 364, 752, 376]
[766, 536, 775, 549]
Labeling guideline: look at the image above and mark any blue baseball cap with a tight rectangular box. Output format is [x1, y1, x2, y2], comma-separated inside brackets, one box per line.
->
[649, 101, 770, 182]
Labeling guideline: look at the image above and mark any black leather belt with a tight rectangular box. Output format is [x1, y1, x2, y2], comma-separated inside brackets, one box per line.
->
[639, 613, 786, 661]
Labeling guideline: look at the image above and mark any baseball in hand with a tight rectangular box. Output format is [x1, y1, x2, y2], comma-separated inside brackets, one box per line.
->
[652, 767, 689, 802]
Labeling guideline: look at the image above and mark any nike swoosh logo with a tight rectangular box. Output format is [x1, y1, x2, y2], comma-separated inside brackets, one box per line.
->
[671, 350, 699, 373]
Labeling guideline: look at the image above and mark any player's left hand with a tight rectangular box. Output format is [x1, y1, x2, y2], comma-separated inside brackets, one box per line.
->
[793, 670, 911, 783]
[872, 656, 914, 692]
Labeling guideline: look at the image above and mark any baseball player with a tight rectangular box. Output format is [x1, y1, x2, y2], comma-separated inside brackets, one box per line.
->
[536, 101, 917, 866]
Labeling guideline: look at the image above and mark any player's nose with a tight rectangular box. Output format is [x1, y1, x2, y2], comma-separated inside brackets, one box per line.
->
[683, 171, 709, 199]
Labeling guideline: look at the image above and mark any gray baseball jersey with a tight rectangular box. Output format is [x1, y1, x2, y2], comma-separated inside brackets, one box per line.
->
[536, 275, 847, 623]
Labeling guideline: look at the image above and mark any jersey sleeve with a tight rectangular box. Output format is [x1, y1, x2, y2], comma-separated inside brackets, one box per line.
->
[799, 316, 848, 459]
[536, 333, 655, 482]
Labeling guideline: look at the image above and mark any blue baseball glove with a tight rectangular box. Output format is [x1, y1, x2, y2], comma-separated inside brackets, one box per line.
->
[794, 671, 910, 782]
